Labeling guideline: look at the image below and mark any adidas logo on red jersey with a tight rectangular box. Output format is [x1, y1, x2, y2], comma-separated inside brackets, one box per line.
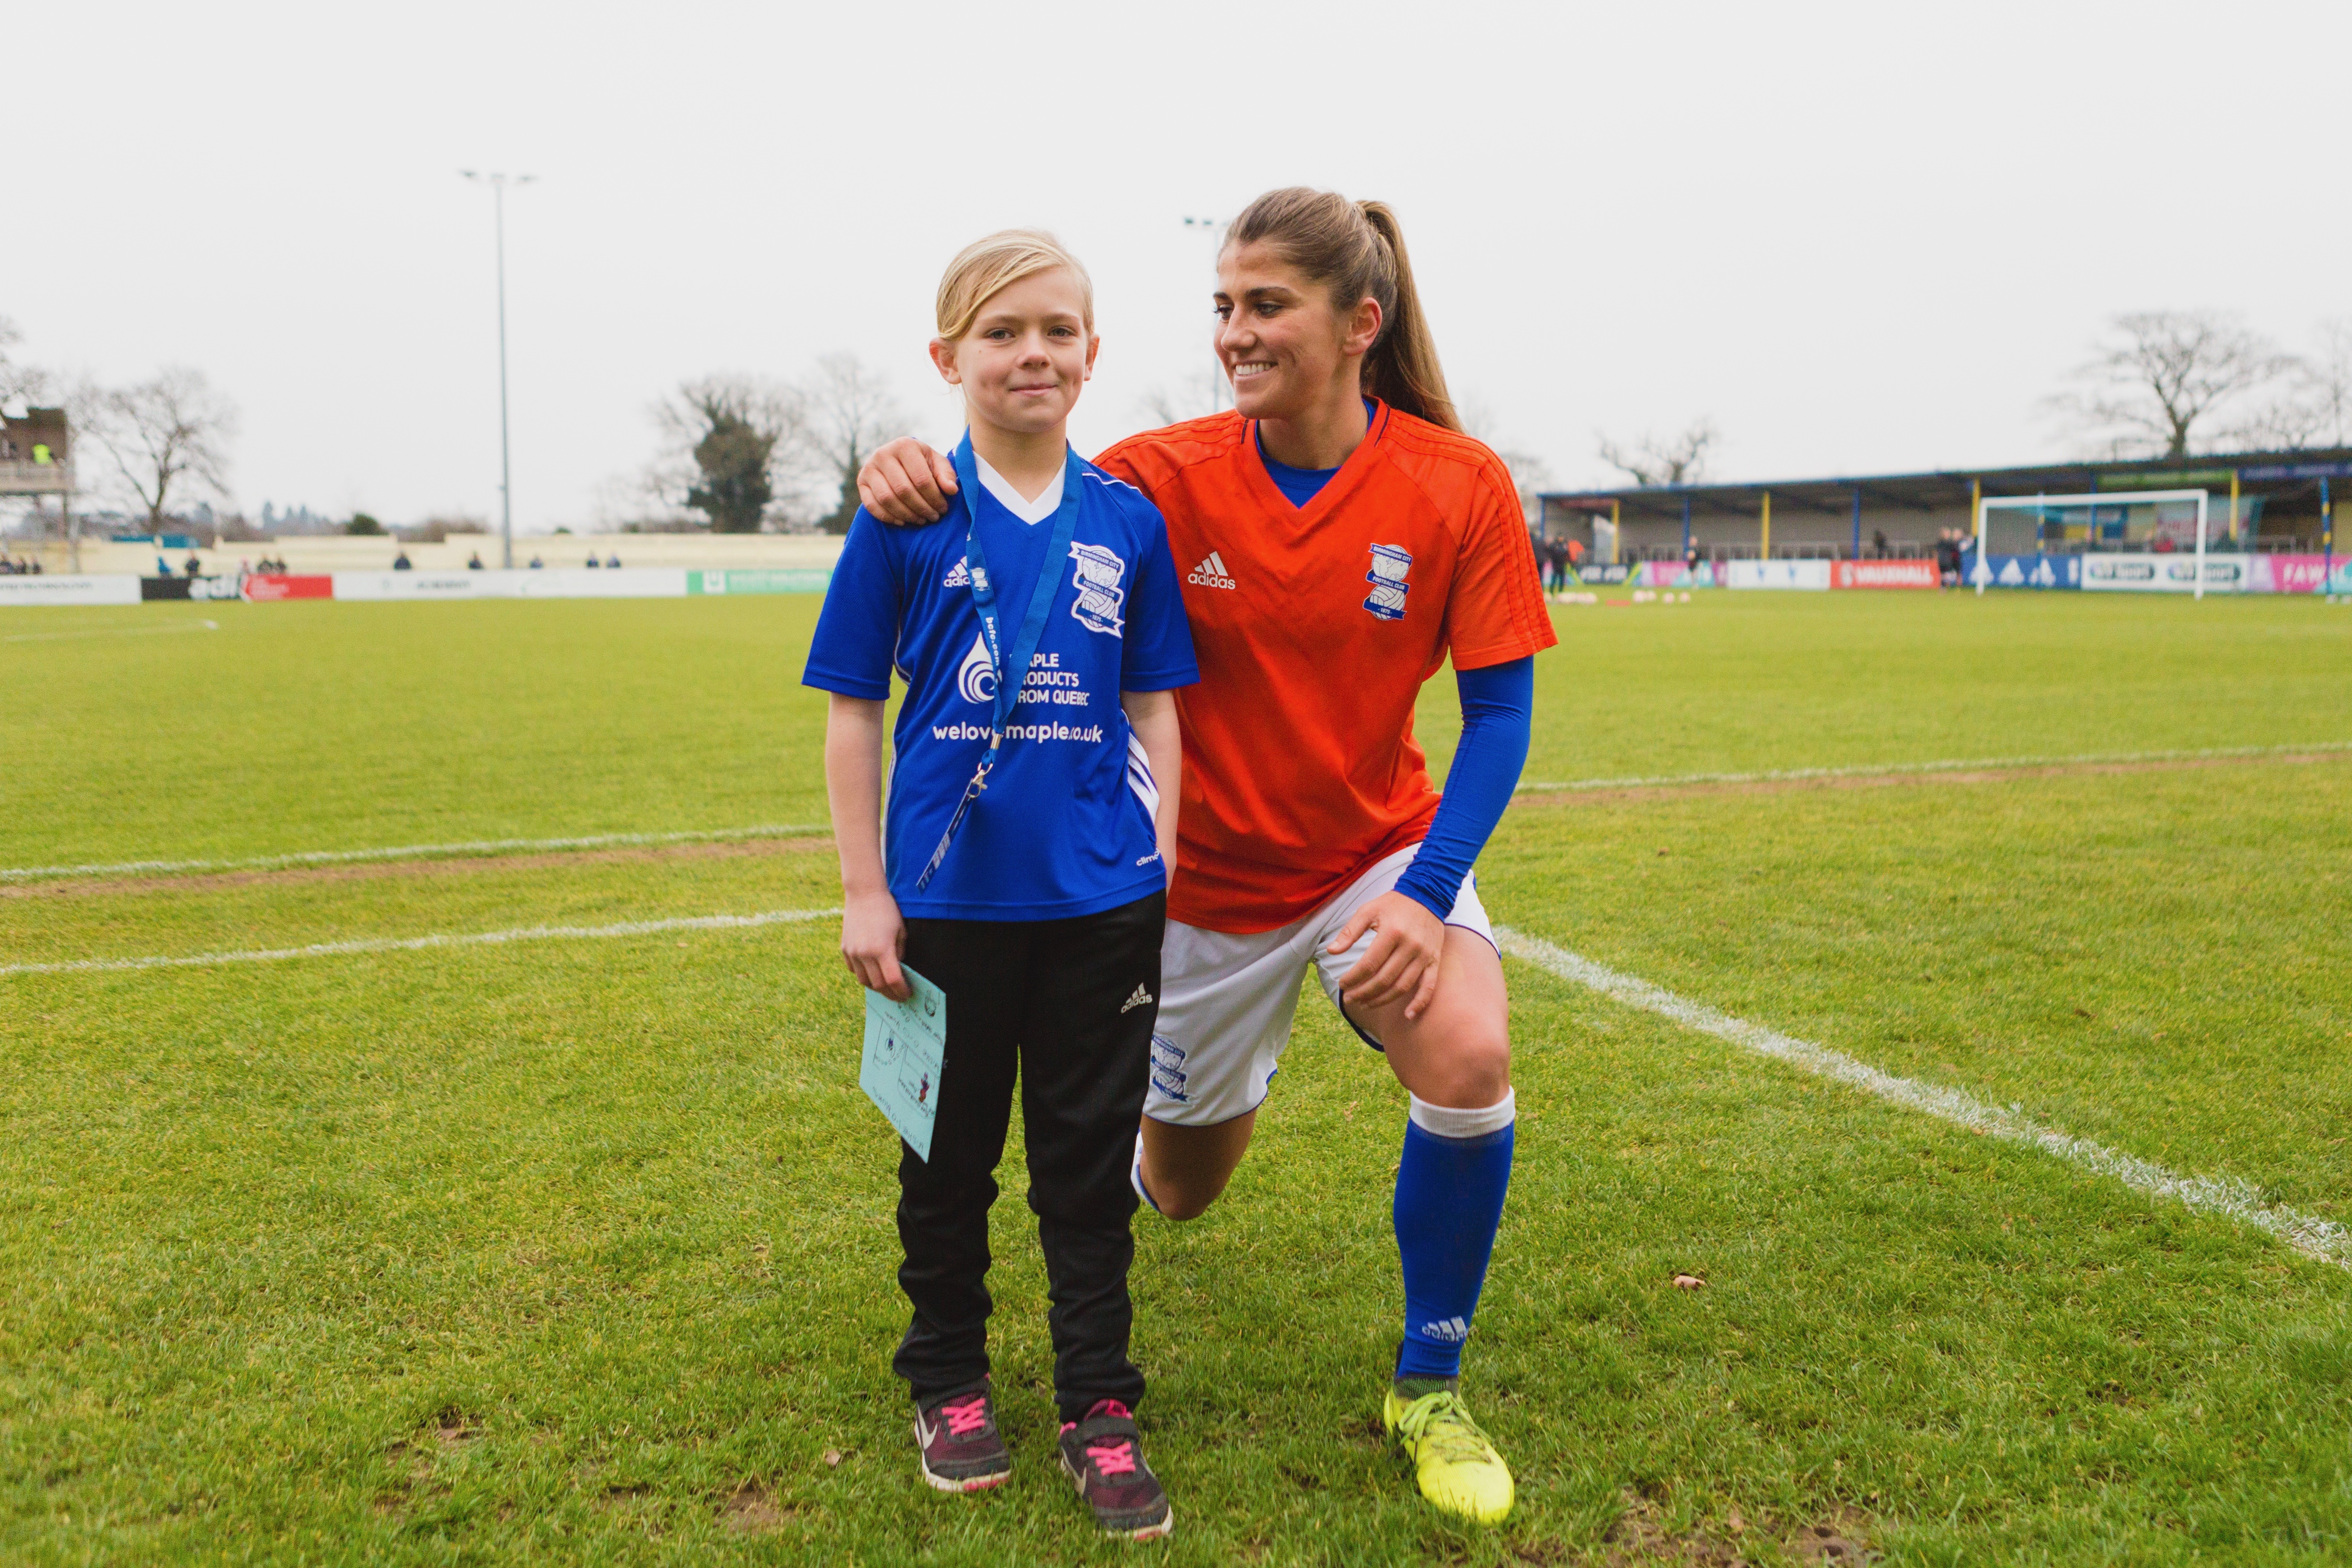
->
[1186, 552, 1237, 591]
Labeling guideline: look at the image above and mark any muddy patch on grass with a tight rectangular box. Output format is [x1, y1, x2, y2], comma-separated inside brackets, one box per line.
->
[1605, 1494, 1747, 1568]
[374, 1429, 457, 1516]
[1604, 1492, 1875, 1566]
[720, 1480, 800, 1535]
[1787, 1506, 1873, 1562]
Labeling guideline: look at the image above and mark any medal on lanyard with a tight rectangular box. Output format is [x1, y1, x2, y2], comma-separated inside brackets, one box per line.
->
[914, 438, 1084, 891]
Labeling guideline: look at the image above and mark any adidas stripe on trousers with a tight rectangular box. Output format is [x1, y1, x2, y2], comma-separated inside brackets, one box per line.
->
[891, 890, 1163, 1422]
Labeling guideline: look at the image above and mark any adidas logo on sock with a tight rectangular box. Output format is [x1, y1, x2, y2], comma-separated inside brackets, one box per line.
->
[1185, 552, 1237, 591]
[1419, 1316, 1470, 1343]
[1120, 984, 1154, 1014]
[942, 558, 971, 588]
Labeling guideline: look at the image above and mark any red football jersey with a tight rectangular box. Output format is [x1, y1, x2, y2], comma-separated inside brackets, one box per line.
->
[1095, 401, 1556, 933]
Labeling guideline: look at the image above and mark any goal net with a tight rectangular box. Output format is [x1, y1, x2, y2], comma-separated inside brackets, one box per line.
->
[1974, 489, 2214, 596]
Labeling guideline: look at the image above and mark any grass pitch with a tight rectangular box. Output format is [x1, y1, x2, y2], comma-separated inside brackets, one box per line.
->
[3, 591, 2349, 1565]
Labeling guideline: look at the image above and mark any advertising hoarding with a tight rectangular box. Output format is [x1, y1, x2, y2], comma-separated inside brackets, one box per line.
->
[1830, 560, 1939, 589]
[1725, 560, 1832, 590]
[2080, 554, 2251, 593]
[0, 574, 142, 606]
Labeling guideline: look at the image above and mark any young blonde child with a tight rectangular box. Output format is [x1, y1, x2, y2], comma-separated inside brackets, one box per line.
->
[802, 231, 1194, 1539]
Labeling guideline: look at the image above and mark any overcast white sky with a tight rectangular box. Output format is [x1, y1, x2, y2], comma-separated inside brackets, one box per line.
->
[8, 0, 2348, 530]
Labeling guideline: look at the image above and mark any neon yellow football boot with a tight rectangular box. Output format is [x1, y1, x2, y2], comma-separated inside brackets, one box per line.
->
[1383, 1384, 1515, 1524]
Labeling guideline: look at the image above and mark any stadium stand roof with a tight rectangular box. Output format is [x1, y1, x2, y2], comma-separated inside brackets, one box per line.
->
[1537, 446, 2352, 558]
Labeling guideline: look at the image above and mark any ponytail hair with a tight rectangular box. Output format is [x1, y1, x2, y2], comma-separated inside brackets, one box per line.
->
[1225, 187, 1460, 432]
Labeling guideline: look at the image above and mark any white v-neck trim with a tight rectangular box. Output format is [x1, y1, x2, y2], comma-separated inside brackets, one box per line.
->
[972, 450, 1065, 526]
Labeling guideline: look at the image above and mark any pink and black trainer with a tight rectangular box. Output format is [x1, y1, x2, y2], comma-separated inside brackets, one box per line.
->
[912, 1382, 1011, 1493]
[1058, 1399, 1172, 1539]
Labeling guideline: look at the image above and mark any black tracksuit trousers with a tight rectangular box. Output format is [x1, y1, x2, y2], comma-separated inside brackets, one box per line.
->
[891, 890, 1163, 1422]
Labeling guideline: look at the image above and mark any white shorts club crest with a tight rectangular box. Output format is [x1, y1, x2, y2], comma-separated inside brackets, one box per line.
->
[1144, 842, 1494, 1126]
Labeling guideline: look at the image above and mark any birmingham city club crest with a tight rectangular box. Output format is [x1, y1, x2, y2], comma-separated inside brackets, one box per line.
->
[1364, 544, 1411, 621]
[1067, 543, 1127, 636]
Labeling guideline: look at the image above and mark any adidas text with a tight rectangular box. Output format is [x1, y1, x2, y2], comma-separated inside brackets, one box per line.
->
[1419, 1316, 1470, 1343]
[1120, 984, 1154, 1014]
[1186, 551, 1237, 591]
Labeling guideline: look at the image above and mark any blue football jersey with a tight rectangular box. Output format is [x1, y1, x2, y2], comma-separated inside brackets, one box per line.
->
[803, 442, 1198, 921]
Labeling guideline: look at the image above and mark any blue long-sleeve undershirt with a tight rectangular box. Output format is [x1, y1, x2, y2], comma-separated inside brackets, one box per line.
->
[1392, 655, 1533, 921]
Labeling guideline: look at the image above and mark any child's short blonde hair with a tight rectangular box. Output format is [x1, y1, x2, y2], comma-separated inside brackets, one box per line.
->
[935, 229, 1094, 342]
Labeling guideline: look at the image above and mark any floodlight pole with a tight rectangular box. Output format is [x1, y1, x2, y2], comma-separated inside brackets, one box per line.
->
[463, 171, 535, 569]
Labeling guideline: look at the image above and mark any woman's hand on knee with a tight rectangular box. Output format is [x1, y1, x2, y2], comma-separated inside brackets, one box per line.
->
[1330, 891, 1446, 1020]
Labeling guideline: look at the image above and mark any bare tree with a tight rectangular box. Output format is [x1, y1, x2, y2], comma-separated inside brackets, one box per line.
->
[1596, 418, 1717, 487]
[651, 375, 804, 532]
[0, 317, 49, 407]
[80, 367, 239, 530]
[2222, 390, 2332, 454]
[1457, 396, 1553, 526]
[1135, 370, 1225, 428]
[802, 353, 911, 534]
[2047, 310, 2299, 459]
[2297, 318, 2352, 450]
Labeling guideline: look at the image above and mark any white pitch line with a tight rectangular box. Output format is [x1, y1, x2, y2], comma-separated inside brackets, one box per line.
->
[1494, 927, 2352, 1271]
[1514, 740, 2352, 795]
[0, 824, 829, 882]
[0, 618, 219, 644]
[19, 741, 2338, 882]
[0, 907, 841, 978]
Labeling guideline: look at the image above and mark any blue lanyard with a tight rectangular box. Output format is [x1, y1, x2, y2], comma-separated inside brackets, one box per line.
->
[914, 438, 1085, 891]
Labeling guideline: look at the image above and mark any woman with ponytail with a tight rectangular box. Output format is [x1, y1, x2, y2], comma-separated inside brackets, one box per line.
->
[857, 188, 1553, 1526]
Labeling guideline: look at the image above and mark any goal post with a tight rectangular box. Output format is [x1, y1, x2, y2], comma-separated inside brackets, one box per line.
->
[1973, 489, 2211, 599]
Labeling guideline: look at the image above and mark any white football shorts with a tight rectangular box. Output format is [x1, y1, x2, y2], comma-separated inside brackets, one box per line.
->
[1145, 842, 1495, 1127]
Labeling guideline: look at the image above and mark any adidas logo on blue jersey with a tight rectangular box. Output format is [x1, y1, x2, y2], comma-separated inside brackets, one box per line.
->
[942, 558, 971, 588]
[1186, 551, 1236, 591]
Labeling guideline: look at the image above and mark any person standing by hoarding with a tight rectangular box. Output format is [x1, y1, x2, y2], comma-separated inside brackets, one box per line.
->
[856, 188, 1554, 1526]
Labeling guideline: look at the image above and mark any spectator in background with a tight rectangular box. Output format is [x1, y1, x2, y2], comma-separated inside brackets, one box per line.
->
[528, 554, 544, 569]
[156, 553, 172, 577]
[183, 556, 203, 577]
[606, 552, 621, 569]
[1934, 527, 1962, 588]
[585, 553, 601, 568]
[393, 550, 414, 571]
[467, 552, 484, 570]
[1544, 535, 1570, 593]
[1871, 527, 1888, 559]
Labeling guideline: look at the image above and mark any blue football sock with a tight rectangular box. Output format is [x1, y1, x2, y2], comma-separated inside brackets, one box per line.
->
[1393, 1091, 1515, 1382]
